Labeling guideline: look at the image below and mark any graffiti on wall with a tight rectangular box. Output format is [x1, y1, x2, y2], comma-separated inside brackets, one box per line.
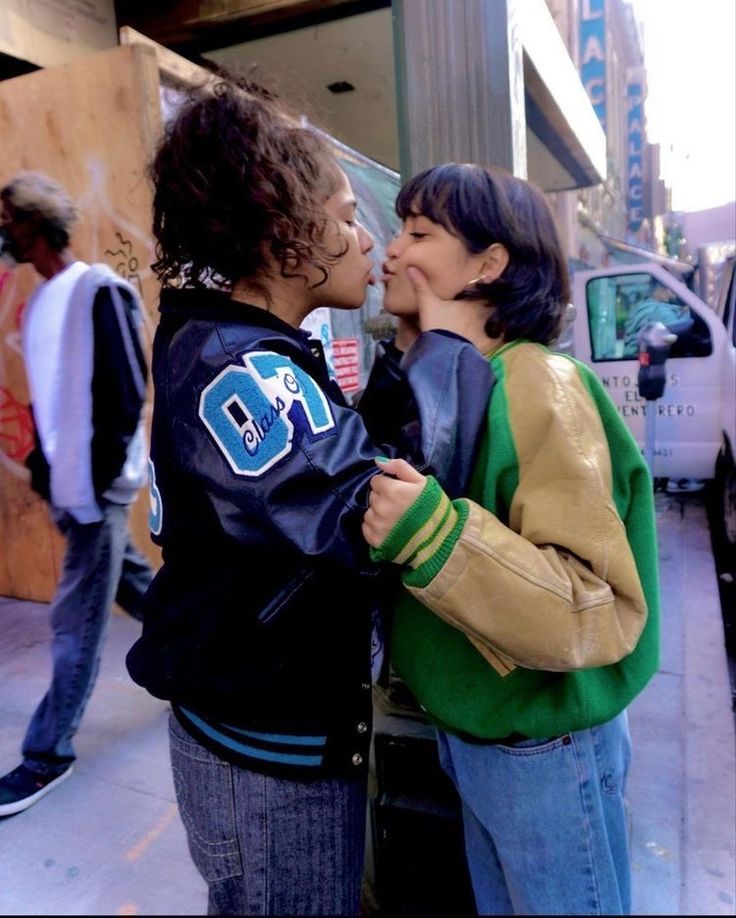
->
[0, 386, 34, 464]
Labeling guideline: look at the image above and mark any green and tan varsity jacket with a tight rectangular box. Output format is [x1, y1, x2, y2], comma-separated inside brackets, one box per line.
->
[371, 341, 661, 740]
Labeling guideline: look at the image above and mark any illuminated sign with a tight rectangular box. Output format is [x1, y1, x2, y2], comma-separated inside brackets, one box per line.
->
[627, 82, 644, 232]
[580, 0, 606, 129]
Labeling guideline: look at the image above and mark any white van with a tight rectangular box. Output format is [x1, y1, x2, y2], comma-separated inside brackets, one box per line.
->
[567, 259, 735, 548]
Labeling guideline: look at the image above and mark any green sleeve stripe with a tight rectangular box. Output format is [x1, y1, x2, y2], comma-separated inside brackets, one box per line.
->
[404, 499, 470, 588]
[369, 475, 444, 563]
[406, 494, 457, 568]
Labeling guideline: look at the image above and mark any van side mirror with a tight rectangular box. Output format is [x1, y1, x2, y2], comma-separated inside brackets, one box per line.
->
[665, 315, 694, 339]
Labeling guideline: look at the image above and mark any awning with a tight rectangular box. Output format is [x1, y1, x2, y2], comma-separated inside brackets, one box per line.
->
[520, 0, 607, 190]
[596, 233, 695, 279]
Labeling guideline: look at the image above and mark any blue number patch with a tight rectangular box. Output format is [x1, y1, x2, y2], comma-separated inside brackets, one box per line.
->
[199, 351, 335, 477]
[148, 457, 163, 536]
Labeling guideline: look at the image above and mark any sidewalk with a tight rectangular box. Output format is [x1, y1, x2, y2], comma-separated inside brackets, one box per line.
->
[0, 491, 734, 915]
[627, 491, 735, 915]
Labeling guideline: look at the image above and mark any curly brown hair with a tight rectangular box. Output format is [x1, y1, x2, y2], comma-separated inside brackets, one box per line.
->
[150, 76, 345, 295]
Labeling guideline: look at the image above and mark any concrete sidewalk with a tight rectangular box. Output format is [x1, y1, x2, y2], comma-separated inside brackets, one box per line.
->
[626, 492, 735, 915]
[0, 491, 734, 915]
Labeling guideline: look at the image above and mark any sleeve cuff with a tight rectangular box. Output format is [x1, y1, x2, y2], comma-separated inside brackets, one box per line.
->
[369, 476, 468, 585]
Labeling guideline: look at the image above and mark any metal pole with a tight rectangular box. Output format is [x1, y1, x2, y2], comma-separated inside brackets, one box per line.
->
[644, 401, 656, 476]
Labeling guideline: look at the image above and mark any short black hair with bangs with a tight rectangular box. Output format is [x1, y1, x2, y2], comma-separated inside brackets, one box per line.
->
[395, 163, 571, 345]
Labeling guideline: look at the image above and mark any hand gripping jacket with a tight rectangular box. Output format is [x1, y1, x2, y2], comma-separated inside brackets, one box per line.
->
[126, 288, 491, 778]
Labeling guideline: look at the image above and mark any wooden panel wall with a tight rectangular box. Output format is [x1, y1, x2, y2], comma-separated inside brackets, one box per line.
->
[0, 43, 163, 601]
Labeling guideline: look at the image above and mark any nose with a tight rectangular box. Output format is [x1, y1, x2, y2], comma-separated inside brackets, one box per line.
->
[358, 222, 374, 255]
[385, 232, 402, 259]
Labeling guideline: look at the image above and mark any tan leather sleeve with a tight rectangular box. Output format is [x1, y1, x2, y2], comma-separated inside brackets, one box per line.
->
[406, 348, 648, 672]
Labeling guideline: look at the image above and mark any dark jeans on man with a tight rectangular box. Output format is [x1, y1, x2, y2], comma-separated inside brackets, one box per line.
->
[21, 501, 153, 775]
[115, 537, 154, 622]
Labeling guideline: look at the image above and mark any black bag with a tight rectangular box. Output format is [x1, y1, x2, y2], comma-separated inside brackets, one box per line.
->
[24, 405, 51, 501]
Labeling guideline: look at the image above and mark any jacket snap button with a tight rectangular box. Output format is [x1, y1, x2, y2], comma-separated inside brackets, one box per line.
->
[357, 722, 368, 734]
[352, 753, 363, 766]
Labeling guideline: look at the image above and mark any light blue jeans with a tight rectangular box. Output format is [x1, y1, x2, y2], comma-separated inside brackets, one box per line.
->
[437, 711, 632, 916]
[168, 712, 368, 916]
[22, 501, 152, 775]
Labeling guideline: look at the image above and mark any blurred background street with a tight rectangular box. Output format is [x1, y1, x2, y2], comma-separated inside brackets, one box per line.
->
[0, 0, 734, 914]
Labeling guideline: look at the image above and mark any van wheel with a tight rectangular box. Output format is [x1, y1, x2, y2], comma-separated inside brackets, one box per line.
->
[715, 443, 736, 548]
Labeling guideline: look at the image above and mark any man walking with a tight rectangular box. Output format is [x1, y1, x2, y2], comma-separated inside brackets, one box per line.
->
[0, 171, 153, 816]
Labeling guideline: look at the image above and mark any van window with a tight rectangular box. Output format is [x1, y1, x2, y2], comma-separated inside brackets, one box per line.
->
[586, 273, 712, 361]
[720, 256, 735, 345]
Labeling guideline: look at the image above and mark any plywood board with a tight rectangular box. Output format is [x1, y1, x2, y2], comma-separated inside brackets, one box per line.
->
[0, 0, 118, 69]
[0, 43, 163, 600]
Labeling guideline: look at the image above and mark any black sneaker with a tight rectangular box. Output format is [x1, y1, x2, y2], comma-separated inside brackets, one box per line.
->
[0, 763, 73, 817]
[666, 477, 705, 494]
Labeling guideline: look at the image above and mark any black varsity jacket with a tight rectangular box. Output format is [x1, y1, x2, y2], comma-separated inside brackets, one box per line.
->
[125, 287, 491, 778]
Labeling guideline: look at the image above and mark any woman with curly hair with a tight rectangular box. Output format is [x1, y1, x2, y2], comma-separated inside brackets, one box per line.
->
[125, 83, 491, 915]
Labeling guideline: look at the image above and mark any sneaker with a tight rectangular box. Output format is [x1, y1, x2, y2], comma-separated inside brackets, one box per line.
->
[0, 763, 73, 817]
[666, 478, 706, 494]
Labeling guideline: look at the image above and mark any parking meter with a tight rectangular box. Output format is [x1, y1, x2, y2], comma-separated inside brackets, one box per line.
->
[637, 322, 678, 475]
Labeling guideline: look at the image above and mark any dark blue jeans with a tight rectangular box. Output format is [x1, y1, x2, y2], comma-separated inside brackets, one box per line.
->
[168, 712, 368, 916]
[22, 502, 153, 775]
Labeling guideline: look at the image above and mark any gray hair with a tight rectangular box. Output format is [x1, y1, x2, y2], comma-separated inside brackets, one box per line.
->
[1, 172, 77, 247]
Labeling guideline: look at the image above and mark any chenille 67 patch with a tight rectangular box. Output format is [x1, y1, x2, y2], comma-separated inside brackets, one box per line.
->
[199, 351, 335, 477]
